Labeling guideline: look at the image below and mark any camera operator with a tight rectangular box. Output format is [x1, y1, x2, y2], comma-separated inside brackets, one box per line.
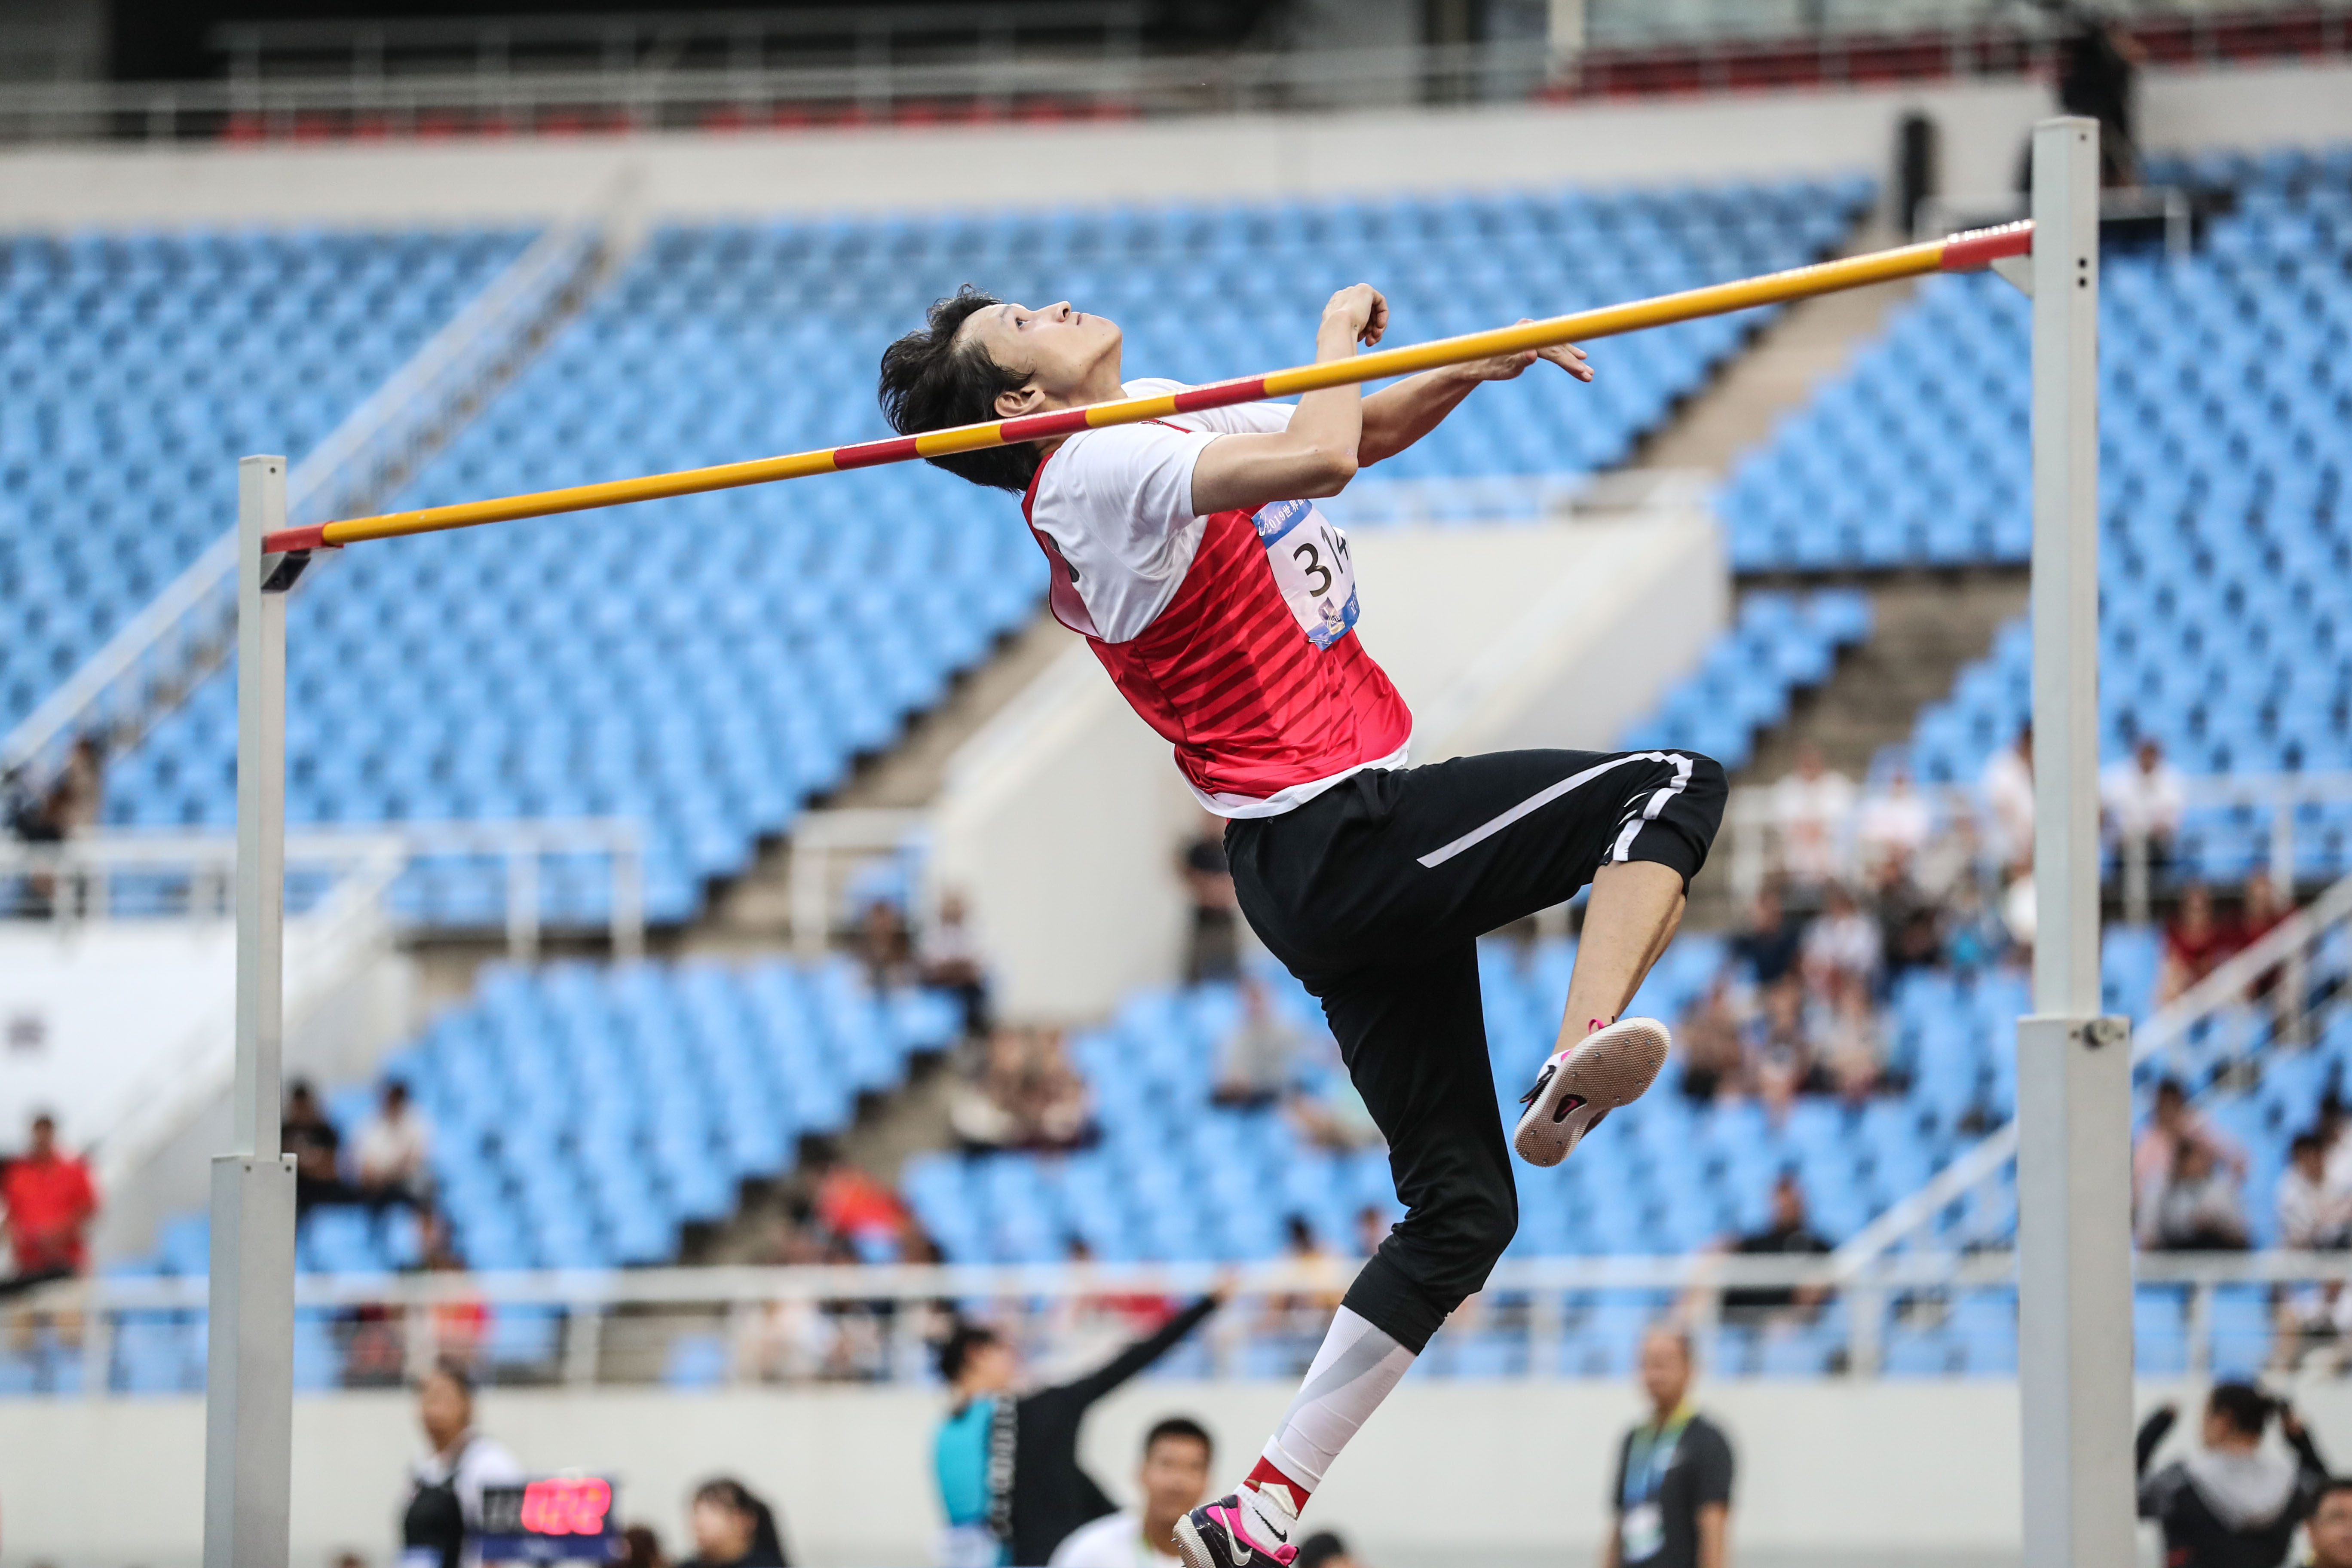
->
[2136, 1382, 2328, 1568]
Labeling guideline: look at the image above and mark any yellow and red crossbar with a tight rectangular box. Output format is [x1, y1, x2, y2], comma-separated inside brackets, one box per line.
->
[265, 220, 2031, 555]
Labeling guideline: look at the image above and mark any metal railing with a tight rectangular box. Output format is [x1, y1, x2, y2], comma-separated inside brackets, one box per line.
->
[7, 4, 2347, 143]
[0, 211, 614, 792]
[0, 819, 646, 959]
[8, 1246, 2347, 1396]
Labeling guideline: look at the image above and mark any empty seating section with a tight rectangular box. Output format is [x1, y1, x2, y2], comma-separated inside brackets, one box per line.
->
[1620, 588, 1871, 770]
[96, 176, 1868, 927]
[902, 929, 2157, 1375]
[0, 227, 530, 732]
[48, 958, 956, 1394]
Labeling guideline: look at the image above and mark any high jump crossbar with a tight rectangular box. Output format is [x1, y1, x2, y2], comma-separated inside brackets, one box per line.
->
[262, 220, 2032, 555]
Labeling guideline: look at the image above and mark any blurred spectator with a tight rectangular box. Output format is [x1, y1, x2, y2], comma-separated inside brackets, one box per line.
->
[857, 899, 917, 992]
[1940, 876, 2010, 975]
[920, 890, 993, 1040]
[2239, 870, 2295, 1008]
[1294, 1533, 1365, 1568]
[2277, 1133, 2352, 1251]
[1178, 814, 1241, 985]
[353, 1080, 432, 1213]
[950, 1028, 1094, 1153]
[1353, 1205, 1390, 1259]
[1800, 883, 1880, 997]
[2054, 5, 2145, 187]
[2159, 885, 2240, 1004]
[933, 1287, 1226, 1567]
[421, 1215, 489, 1371]
[2311, 1481, 2352, 1568]
[0, 1112, 96, 1294]
[2144, 1140, 2251, 1253]
[1285, 1065, 1382, 1152]
[2133, 1078, 2248, 1227]
[1728, 883, 1804, 989]
[1743, 977, 1815, 1119]
[1674, 976, 1746, 1102]
[1981, 723, 2034, 871]
[813, 1158, 913, 1257]
[1721, 1172, 1831, 1321]
[1212, 977, 1308, 1109]
[2101, 736, 2186, 881]
[679, 1478, 790, 1568]
[1047, 1416, 1213, 1568]
[1771, 742, 1855, 905]
[622, 1525, 671, 1568]
[1855, 764, 1933, 877]
[49, 738, 103, 835]
[400, 1359, 524, 1568]
[283, 1079, 355, 1214]
[1269, 1213, 1348, 1323]
[1603, 1326, 1733, 1568]
[1870, 858, 1942, 989]
[2136, 1386, 2326, 1568]
[1816, 970, 1884, 1104]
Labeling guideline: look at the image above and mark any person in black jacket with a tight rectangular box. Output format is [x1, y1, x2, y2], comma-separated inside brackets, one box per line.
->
[2137, 1382, 2329, 1568]
[934, 1286, 1229, 1567]
[678, 1477, 788, 1568]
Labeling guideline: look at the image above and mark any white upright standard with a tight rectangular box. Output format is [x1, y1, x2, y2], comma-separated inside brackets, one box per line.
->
[203, 454, 303, 1568]
[2014, 117, 2135, 1568]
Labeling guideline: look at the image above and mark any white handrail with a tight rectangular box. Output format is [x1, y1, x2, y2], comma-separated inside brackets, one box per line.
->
[0, 213, 609, 780]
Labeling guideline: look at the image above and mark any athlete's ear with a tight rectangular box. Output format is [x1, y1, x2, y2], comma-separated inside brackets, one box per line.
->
[994, 383, 1046, 420]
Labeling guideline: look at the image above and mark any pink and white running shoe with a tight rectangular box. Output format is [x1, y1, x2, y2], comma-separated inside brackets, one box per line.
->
[1511, 1017, 1671, 1167]
[1174, 1494, 1297, 1568]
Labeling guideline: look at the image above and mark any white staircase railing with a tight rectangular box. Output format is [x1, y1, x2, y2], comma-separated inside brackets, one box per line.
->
[0, 207, 614, 785]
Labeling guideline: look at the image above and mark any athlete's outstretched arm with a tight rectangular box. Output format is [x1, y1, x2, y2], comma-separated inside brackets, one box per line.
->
[1357, 323, 1593, 466]
[1190, 285, 1387, 515]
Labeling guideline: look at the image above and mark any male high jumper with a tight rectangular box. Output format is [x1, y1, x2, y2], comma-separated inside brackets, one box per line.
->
[879, 283, 1725, 1568]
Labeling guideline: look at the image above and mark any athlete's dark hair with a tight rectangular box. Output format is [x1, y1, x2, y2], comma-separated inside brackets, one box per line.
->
[2207, 1381, 2276, 1439]
[878, 286, 1040, 494]
[1143, 1415, 1214, 1461]
[937, 1320, 1003, 1382]
[692, 1477, 791, 1565]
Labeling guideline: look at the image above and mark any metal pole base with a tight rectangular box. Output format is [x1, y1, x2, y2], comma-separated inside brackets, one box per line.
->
[203, 1153, 297, 1568]
[2015, 1013, 2134, 1568]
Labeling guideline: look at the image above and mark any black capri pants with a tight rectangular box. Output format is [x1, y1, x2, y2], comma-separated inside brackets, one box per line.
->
[1224, 747, 1727, 1353]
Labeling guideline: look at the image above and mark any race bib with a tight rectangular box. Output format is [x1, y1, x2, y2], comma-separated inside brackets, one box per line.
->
[1253, 499, 1360, 650]
[1621, 1501, 1665, 1563]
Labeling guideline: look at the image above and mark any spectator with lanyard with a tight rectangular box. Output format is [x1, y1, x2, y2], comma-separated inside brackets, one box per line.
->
[934, 1288, 1228, 1568]
[1604, 1326, 1733, 1568]
[399, 1360, 523, 1568]
[2136, 1383, 2328, 1568]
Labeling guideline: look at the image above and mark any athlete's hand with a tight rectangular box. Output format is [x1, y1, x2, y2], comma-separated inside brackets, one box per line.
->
[1456, 320, 1593, 383]
[1322, 284, 1389, 348]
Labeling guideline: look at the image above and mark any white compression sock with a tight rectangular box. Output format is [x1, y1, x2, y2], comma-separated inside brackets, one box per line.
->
[1239, 1307, 1417, 1539]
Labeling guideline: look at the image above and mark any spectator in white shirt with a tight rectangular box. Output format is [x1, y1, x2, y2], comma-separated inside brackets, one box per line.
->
[354, 1080, 432, 1213]
[1772, 742, 1857, 905]
[2101, 736, 2187, 879]
[1855, 763, 1934, 877]
[1801, 883, 1881, 996]
[2279, 1133, 2352, 1250]
[1048, 1417, 1214, 1568]
[1981, 724, 2035, 872]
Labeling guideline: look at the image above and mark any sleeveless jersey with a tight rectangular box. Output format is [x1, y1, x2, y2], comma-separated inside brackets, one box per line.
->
[1020, 433, 1412, 815]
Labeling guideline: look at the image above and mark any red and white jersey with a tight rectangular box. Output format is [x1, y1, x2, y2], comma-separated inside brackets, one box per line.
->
[1020, 378, 1412, 818]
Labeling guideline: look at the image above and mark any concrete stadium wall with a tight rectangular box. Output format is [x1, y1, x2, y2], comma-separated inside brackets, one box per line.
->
[926, 513, 1725, 1023]
[0, 1373, 2338, 1568]
[1, 60, 2349, 230]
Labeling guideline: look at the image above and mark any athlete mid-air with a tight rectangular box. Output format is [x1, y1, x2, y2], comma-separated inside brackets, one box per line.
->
[879, 282, 1726, 1568]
